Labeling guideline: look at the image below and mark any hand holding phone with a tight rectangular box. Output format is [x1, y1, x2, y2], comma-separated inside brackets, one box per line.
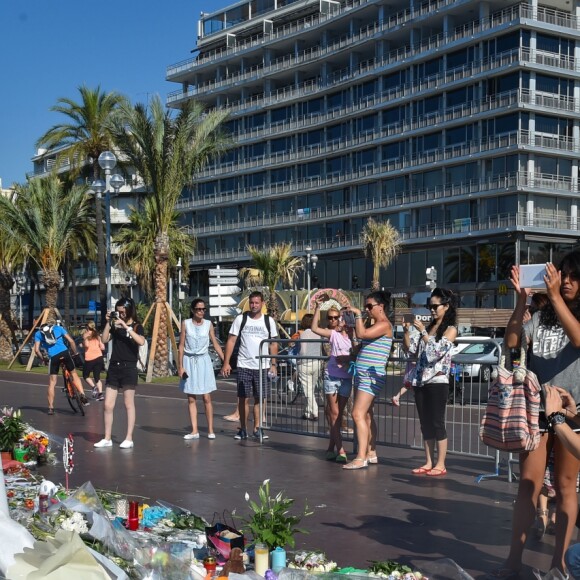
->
[402, 313, 415, 324]
[182, 371, 188, 379]
[342, 311, 356, 327]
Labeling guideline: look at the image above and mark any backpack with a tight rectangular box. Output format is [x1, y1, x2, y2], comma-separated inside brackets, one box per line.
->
[229, 313, 272, 370]
[40, 325, 57, 345]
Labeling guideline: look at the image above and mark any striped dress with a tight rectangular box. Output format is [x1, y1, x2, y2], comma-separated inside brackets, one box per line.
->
[355, 334, 393, 396]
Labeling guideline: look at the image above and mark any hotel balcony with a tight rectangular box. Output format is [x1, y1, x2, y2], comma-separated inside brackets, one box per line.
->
[189, 210, 580, 264]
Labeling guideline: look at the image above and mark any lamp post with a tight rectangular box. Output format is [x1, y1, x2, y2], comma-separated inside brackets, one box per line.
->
[176, 258, 184, 325]
[125, 274, 137, 299]
[305, 246, 318, 312]
[91, 152, 124, 312]
[14, 273, 26, 331]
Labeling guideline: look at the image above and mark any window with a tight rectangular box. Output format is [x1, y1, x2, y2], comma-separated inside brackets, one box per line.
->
[271, 167, 291, 183]
[271, 106, 292, 124]
[271, 136, 292, 154]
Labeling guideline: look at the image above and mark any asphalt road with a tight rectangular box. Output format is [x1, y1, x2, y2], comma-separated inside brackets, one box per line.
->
[0, 368, 559, 579]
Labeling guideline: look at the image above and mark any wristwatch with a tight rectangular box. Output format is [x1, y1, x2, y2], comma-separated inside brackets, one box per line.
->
[547, 411, 566, 432]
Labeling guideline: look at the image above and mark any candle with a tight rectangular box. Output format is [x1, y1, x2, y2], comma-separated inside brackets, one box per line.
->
[115, 499, 128, 518]
[254, 543, 269, 577]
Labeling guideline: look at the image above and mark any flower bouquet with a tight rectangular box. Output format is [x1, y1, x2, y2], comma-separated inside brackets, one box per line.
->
[0, 407, 25, 453]
[21, 431, 50, 463]
[288, 551, 338, 573]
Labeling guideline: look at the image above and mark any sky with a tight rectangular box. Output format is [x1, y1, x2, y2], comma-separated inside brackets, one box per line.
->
[0, 0, 229, 188]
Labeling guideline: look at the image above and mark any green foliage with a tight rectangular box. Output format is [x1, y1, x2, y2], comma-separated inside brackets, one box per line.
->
[367, 560, 413, 575]
[237, 479, 313, 550]
[0, 407, 25, 452]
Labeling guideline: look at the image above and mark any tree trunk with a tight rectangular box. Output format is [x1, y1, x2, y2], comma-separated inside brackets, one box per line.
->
[43, 270, 61, 323]
[153, 233, 170, 377]
[0, 270, 17, 362]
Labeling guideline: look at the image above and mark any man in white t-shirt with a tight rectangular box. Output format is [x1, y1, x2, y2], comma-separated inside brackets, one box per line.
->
[222, 292, 278, 440]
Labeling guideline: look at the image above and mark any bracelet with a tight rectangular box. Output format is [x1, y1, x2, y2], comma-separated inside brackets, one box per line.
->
[421, 330, 428, 337]
[355, 315, 363, 320]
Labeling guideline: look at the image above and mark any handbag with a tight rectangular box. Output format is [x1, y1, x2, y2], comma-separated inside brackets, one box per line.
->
[205, 512, 245, 560]
[480, 331, 541, 453]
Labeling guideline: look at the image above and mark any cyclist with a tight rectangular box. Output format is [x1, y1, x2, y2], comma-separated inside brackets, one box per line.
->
[34, 322, 89, 415]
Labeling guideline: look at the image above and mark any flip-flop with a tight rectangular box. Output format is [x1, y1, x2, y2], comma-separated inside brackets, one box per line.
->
[412, 467, 431, 474]
[426, 468, 447, 477]
[223, 415, 239, 422]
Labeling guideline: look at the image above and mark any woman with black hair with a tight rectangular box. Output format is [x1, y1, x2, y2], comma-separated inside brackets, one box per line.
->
[343, 290, 393, 470]
[178, 298, 224, 440]
[94, 297, 145, 450]
[491, 250, 580, 579]
[403, 287, 457, 477]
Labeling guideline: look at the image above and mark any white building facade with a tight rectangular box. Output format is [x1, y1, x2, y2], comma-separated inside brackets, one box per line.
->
[167, 0, 580, 308]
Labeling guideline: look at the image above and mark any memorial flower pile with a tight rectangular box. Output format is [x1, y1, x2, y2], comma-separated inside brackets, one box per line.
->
[21, 431, 50, 461]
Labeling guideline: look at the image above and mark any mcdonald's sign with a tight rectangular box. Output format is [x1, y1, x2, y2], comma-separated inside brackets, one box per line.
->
[498, 283, 508, 296]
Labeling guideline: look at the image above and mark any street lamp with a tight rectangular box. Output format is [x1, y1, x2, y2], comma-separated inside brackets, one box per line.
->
[176, 258, 184, 325]
[305, 246, 318, 312]
[14, 273, 26, 331]
[92, 151, 124, 311]
[125, 274, 137, 299]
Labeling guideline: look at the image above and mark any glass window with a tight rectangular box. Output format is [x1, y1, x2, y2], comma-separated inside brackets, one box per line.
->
[382, 142, 402, 160]
[250, 0, 275, 17]
[328, 92, 344, 110]
[478, 244, 496, 282]
[271, 136, 292, 154]
[271, 167, 291, 183]
[306, 130, 322, 147]
[307, 193, 324, 208]
[395, 253, 410, 287]
[203, 15, 224, 35]
[460, 247, 476, 283]
[248, 143, 265, 159]
[250, 113, 266, 129]
[225, 5, 247, 28]
[247, 172, 266, 188]
[327, 189, 345, 206]
[220, 177, 237, 193]
[410, 251, 426, 286]
[326, 157, 344, 175]
[355, 148, 375, 168]
[304, 161, 321, 179]
[271, 106, 293, 124]
[357, 115, 377, 133]
[498, 195, 517, 214]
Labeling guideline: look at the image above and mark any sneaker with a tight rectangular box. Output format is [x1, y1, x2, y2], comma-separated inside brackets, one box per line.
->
[234, 429, 248, 440]
[47, 408, 55, 415]
[184, 433, 200, 440]
[94, 439, 112, 448]
[97, 393, 105, 401]
[80, 394, 90, 407]
[252, 428, 269, 440]
[92, 387, 98, 399]
[119, 440, 134, 449]
[208, 433, 216, 439]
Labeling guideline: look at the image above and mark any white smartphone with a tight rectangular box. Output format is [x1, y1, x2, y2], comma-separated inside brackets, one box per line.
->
[519, 264, 547, 289]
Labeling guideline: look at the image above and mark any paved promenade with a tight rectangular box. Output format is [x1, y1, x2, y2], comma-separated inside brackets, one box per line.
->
[0, 368, 564, 579]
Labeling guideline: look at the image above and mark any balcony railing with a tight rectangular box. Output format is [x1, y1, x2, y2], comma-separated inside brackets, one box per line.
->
[189, 210, 579, 263]
[183, 171, 575, 236]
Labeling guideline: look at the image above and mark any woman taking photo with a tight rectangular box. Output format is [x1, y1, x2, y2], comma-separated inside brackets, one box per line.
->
[312, 302, 353, 463]
[178, 299, 224, 440]
[403, 288, 457, 477]
[94, 297, 145, 450]
[492, 251, 580, 579]
[82, 321, 105, 401]
[344, 290, 393, 470]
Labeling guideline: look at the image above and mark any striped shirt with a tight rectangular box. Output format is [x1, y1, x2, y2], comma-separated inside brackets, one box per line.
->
[356, 334, 393, 376]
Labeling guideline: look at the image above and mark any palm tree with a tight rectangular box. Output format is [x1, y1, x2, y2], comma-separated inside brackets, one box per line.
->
[0, 208, 25, 361]
[246, 243, 304, 320]
[109, 95, 230, 377]
[114, 196, 194, 297]
[36, 85, 125, 326]
[360, 217, 401, 291]
[0, 177, 96, 320]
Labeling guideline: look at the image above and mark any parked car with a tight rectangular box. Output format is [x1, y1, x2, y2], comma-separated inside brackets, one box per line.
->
[452, 339, 502, 383]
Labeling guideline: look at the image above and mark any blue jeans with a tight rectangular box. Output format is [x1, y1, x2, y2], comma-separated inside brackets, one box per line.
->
[566, 543, 580, 578]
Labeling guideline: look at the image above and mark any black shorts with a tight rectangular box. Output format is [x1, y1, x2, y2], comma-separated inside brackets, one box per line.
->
[237, 368, 271, 399]
[106, 361, 138, 389]
[49, 351, 75, 376]
[83, 357, 104, 381]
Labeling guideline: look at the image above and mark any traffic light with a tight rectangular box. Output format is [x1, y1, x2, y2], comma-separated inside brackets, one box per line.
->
[426, 267, 437, 290]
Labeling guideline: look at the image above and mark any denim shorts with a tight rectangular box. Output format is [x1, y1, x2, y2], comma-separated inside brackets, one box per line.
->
[324, 374, 352, 398]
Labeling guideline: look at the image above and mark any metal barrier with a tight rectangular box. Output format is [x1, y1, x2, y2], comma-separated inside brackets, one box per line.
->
[257, 337, 514, 478]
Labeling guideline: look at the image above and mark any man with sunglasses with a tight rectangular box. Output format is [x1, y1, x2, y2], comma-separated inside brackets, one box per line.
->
[222, 291, 278, 441]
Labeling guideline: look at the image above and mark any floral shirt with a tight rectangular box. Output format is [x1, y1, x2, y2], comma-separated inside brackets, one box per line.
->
[408, 327, 456, 386]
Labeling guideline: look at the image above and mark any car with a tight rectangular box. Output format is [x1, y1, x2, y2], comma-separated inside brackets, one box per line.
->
[452, 339, 502, 383]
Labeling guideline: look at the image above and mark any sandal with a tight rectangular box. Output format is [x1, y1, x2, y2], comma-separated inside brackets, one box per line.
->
[335, 452, 348, 464]
[366, 453, 378, 464]
[536, 508, 549, 539]
[426, 467, 447, 477]
[412, 466, 431, 474]
[342, 458, 368, 470]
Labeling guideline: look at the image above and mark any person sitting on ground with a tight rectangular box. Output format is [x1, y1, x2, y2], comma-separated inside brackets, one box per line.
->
[34, 321, 89, 414]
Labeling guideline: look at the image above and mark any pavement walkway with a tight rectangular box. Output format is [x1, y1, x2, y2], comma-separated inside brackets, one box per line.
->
[0, 368, 564, 579]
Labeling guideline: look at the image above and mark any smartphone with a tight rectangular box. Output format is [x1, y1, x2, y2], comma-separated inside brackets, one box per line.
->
[402, 313, 415, 324]
[342, 311, 356, 327]
[519, 264, 547, 289]
[182, 371, 188, 380]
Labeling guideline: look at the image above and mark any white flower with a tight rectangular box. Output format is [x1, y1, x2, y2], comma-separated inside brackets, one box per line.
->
[245, 492, 250, 502]
[262, 479, 270, 486]
[60, 512, 88, 534]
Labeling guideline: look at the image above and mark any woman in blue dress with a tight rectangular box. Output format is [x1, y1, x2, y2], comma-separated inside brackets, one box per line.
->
[178, 299, 224, 440]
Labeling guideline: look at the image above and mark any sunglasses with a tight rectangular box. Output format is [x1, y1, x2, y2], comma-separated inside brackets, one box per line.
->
[194, 307, 206, 311]
[427, 303, 443, 310]
[365, 303, 379, 310]
[327, 315, 339, 320]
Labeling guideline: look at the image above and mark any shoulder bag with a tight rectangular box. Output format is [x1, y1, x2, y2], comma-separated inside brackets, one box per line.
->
[480, 331, 541, 453]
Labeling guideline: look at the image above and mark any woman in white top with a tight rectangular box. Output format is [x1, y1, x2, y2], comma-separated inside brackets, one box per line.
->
[312, 300, 353, 463]
[178, 299, 224, 440]
[297, 314, 322, 421]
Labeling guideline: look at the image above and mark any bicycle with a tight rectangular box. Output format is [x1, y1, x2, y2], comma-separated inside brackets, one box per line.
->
[58, 354, 85, 416]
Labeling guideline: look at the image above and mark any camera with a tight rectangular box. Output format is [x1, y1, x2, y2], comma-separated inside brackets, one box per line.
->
[112, 312, 120, 320]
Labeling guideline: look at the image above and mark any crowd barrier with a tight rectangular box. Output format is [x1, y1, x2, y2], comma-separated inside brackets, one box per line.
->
[256, 337, 515, 480]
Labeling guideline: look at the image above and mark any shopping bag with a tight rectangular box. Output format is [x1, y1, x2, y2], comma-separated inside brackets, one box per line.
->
[205, 512, 245, 560]
[480, 332, 541, 453]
